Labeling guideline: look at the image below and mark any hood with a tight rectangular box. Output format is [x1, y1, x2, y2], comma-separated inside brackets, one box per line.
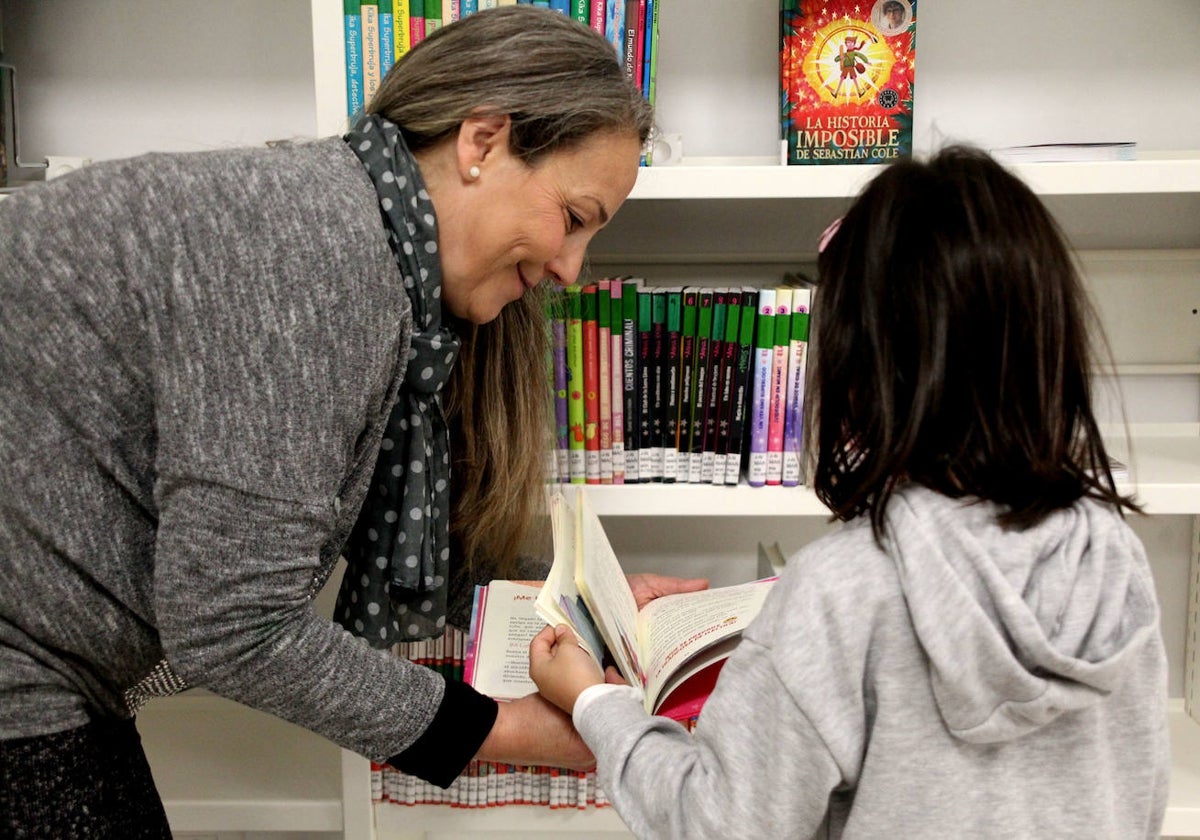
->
[883, 485, 1159, 744]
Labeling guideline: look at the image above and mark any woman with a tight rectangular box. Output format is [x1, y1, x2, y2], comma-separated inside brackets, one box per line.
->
[531, 146, 1169, 839]
[0, 7, 699, 835]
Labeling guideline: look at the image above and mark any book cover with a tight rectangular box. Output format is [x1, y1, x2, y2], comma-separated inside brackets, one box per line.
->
[621, 278, 641, 483]
[688, 289, 714, 483]
[609, 280, 626, 484]
[636, 287, 654, 482]
[780, 0, 916, 165]
[393, 0, 412, 60]
[747, 288, 776, 487]
[565, 286, 586, 484]
[597, 280, 613, 484]
[782, 286, 812, 486]
[582, 284, 602, 484]
[344, 0, 365, 119]
[649, 288, 668, 481]
[604, 0, 626, 62]
[378, 0, 395, 78]
[463, 580, 545, 700]
[409, 0, 426, 47]
[535, 488, 777, 718]
[766, 287, 791, 485]
[700, 290, 728, 484]
[551, 295, 570, 484]
[676, 288, 699, 480]
[711, 289, 742, 485]
[724, 288, 759, 486]
[661, 288, 683, 484]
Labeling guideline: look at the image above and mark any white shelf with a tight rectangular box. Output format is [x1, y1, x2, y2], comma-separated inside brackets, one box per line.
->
[137, 692, 344, 834]
[627, 152, 1200, 201]
[374, 801, 631, 836]
[577, 432, 1200, 517]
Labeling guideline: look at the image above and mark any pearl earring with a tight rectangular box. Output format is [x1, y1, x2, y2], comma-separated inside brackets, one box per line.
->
[468, 165, 481, 180]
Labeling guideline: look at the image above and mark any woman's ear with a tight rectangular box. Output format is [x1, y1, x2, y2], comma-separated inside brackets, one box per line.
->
[455, 114, 512, 181]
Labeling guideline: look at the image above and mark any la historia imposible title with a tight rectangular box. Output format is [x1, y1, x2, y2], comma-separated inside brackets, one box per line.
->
[794, 114, 903, 161]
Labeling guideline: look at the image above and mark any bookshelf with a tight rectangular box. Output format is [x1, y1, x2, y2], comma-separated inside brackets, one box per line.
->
[3, 0, 1198, 836]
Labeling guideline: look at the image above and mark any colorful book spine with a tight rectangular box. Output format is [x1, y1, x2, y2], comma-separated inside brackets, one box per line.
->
[766, 287, 791, 485]
[747, 288, 776, 487]
[782, 286, 812, 486]
[462, 0, 479, 14]
[621, 279, 641, 482]
[571, 0, 589, 24]
[688, 289, 714, 483]
[676, 288, 699, 482]
[609, 280, 625, 484]
[551, 295, 570, 484]
[622, 0, 642, 90]
[409, 0, 426, 46]
[711, 289, 742, 485]
[597, 280, 613, 484]
[636, 287, 655, 481]
[344, 0, 364, 119]
[565, 286, 586, 484]
[425, 0, 444, 32]
[361, 2, 382, 105]
[661, 288, 682, 483]
[700, 289, 728, 484]
[641, 0, 655, 98]
[725, 288, 759, 486]
[590, 0, 606, 34]
[394, 0, 412, 60]
[582, 284, 602, 484]
[649, 288, 668, 481]
[378, 0, 395, 77]
[604, 0, 625, 61]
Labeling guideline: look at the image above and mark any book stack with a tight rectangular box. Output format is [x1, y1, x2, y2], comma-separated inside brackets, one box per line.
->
[548, 281, 813, 488]
[342, 1, 660, 138]
[377, 625, 618, 809]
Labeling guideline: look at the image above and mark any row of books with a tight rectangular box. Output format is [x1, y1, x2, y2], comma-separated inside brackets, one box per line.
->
[549, 280, 812, 488]
[376, 627, 615, 808]
[342, 0, 660, 131]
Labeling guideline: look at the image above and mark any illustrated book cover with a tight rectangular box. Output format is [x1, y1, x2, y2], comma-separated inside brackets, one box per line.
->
[780, 0, 916, 165]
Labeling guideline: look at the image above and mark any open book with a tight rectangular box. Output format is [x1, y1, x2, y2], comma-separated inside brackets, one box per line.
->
[535, 487, 776, 720]
[464, 488, 776, 720]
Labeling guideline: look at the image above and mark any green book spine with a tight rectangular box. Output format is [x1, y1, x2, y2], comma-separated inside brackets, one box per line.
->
[565, 285, 586, 484]
[662, 288, 683, 482]
[676, 288, 699, 479]
[688, 290, 714, 482]
[621, 280, 641, 482]
[636, 288, 654, 481]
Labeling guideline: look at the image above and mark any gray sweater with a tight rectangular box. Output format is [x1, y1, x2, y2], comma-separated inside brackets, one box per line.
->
[0, 138, 493, 778]
[577, 486, 1170, 839]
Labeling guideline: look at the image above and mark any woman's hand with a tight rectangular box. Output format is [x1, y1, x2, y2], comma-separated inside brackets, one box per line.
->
[474, 689, 595, 770]
[627, 572, 708, 610]
[529, 624, 605, 715]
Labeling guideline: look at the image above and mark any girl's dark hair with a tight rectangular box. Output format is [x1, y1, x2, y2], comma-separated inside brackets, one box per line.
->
[811, 145, 1139, 538]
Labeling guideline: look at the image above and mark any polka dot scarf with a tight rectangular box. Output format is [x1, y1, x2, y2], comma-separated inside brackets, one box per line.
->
[336, 113, 462, 646]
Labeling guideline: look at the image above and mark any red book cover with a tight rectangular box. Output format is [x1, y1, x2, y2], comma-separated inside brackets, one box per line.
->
[780, 0, 916, 164]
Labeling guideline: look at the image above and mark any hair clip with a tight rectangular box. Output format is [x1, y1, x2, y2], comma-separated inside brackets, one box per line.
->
[818, 216, 843, 254]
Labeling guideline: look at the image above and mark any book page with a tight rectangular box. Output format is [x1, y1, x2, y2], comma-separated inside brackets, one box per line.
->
[637, 577, 776, 713]
[464, 581, 544, 701]
[572, 489, 644, 690]
[535, 491, 604, 664]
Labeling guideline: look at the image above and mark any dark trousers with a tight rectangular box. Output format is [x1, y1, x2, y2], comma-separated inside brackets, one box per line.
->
[0, 716, 172, 839]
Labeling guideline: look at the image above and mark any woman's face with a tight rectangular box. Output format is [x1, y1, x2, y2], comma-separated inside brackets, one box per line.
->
[438, 127, 641, 325]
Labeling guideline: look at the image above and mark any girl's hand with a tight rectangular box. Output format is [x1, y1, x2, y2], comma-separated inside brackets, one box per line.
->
[529, 624, 605, 715]
[627, 572, 709, 610]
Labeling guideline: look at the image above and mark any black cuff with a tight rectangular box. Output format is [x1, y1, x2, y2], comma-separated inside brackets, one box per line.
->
[386, 677, 499, 789]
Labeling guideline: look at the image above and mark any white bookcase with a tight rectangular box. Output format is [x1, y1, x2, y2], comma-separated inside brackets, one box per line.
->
[4, 0, 1199, 836]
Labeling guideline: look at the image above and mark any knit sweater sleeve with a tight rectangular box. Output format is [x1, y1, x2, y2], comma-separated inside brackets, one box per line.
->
[133, 142, 492, 775]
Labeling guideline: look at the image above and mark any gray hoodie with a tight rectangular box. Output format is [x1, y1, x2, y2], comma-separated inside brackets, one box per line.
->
[575, 485, 1169, 839]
